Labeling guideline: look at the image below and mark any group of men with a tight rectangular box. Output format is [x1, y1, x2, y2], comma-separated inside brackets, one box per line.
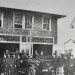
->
[1, 50, 21, 75]
[34, 50, 44, 58]
[0, 49, 45, 75]
[0, 49, 30, 75]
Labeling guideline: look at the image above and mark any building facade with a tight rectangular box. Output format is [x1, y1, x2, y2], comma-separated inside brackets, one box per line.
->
[0, 7, 65, 57]
[64, 39, 75, 57]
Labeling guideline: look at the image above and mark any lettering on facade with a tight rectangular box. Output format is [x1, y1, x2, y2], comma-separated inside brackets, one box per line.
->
[31, 37, 53, 43]
[0, 35, 20, 42]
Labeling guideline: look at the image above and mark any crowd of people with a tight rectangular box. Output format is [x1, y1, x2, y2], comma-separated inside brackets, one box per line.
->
[0, 49, 30, 75]
[0, 49, 44, 75]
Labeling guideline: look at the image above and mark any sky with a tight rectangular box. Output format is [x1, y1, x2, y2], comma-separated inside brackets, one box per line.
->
[0, 0, 75, 45]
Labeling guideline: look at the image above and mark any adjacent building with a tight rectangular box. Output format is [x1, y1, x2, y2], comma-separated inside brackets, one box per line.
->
[53, 44, 64, 56]
[64, 39, 75, 57]
[0, 6, 65, 57]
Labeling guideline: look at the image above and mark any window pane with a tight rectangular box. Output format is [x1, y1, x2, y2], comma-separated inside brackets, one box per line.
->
[46, 24, 49, 30]
[15, 24, 22, 28]
[0, 20, 1, 27]
[0, 12, 1, 20]
[22, 36, 26, 42]
[14, 12, 23, 28]
[43, 24, 49, 30]
[15, 20, 22, 24]
[25, 15, 32, 29]
[43, 18, 49, 24]
[25, 22, 28, 28]
[43, 18, 50, 30]
[25, 16, 32, 22]
[15, 12, 23, 21]
[29, 25, 32, 29]
[0, 12, 2, 27]
[15, 16, 22, 21]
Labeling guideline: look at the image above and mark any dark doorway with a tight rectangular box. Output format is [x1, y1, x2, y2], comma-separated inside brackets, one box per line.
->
[33, 44, 53, 56]
[0, 43, 19, 58]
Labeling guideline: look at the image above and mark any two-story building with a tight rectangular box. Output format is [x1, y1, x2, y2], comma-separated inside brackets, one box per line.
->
[0, 6, 65, 57]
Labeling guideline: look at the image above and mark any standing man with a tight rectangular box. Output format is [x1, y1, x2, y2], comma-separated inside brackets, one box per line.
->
[41, 51, 43, 56]
[34, 50, 39, 59]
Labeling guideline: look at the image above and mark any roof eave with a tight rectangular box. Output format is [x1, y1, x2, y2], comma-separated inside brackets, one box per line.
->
[0, 6, 66, 19]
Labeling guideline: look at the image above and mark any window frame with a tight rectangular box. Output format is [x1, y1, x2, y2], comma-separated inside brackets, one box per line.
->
[42, 16, 51, 31]
[0, 12, 3, 28]
[13, 12, 23, 29]
[13, 12, 34, 30]
[24, 14, 34, 30]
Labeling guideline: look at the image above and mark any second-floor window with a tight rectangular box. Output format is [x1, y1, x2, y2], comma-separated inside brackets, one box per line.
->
[42, 17, 51, 31]
[14, 12, 23, 28]
[13, 12, 33, 29]
[0, 12, 3, 28]
[25, 15, 32, 29]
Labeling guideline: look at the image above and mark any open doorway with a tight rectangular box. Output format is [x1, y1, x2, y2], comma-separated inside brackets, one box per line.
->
[0, 43, 19, 58]
[33, 44, 53, 56]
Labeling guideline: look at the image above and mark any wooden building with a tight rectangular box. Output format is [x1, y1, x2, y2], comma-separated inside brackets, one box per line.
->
[0, 6, 65, 57]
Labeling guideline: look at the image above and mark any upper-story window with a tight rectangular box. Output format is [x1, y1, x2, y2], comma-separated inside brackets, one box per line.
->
[42, 17, 51, 31]
[25, 15, 32, 29]
[13, 12, 23, 29]
[13, 12, 34, 29]
[0, 12, 3, 28]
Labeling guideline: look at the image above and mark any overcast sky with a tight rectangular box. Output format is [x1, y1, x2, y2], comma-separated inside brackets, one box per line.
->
[0, 0, 75, 45]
